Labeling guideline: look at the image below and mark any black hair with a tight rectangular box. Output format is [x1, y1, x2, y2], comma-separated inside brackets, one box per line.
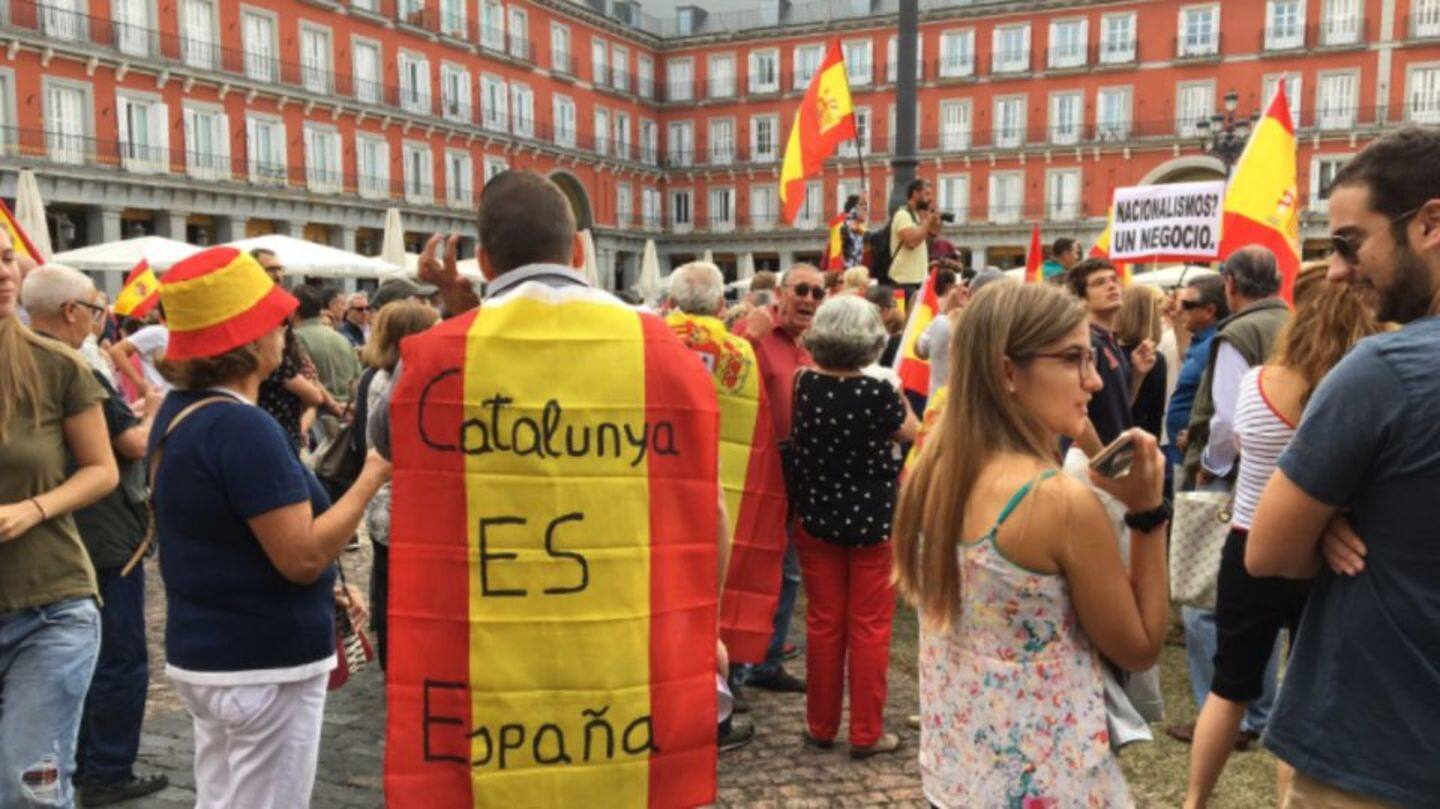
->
[1065, 258, 1116, 300]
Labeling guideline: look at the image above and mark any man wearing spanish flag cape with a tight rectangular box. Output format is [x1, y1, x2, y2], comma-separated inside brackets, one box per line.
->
[378, 171, 723, 808]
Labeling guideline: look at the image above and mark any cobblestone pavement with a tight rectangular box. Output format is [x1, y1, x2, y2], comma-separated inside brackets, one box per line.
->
[133, 546, 926, 808]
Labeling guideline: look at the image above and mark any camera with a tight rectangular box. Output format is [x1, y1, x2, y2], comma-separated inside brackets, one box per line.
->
[939, 212, 956, 223]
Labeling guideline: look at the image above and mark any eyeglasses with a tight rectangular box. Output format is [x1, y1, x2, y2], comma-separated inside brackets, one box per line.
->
[349, 304, 370, 312]
[68, 299, 106, 316]
[788, 282, 826, 301]
[1328, 205, 1424, 265]
[1179, 299, 1205, 311]
[1028, 347, 1096, 384]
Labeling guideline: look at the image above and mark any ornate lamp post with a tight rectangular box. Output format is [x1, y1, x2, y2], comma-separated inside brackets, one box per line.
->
[1195, 89, 1255, 177]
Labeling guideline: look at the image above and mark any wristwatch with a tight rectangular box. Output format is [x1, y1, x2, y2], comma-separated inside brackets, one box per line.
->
[1124, 501, 1172, 532]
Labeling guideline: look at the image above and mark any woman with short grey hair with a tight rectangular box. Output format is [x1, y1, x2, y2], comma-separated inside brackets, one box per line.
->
[788, 295, 918, 758]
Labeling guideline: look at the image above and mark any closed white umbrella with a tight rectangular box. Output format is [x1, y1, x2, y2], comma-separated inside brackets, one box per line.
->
[223, 234, 401, 279]
[738, 252, 755, 282]
[702, 248, 714, 265]
[15, 170, 53, 262]
[52, 236, 201, 273]
[380, 208, 406, 268]
[637, 239, 661, 305]
[579, 229, 599, 288]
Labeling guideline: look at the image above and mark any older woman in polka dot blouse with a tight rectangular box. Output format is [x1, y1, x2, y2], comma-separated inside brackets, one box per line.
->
[791, 294, 919, 758]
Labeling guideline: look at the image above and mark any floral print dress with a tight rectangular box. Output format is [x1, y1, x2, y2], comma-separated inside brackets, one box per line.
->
[918, 472, 1133, 809]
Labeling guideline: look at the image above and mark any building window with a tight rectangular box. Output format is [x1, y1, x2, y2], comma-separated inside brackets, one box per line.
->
[937, 174, 968, 221]
[114, 0, 153, 57]
[797, 181, 823, 227]
[846, 107, 871, 157]
[594, 107, 610, 155]
[1415, 0, 1440, 37]
[750, 185, 776, 230]
[668, 58, 694, 101]
[357, 134, 389, 199]
[844, 40, 872, 86]
[708, 188, 735, 232]
[617, 183, 632, 227]
[1046, 169, 1082, 221]
[1262, 72, 1303, 121]
[242, 11, 277, 82]
[642, 187, 661, 229]
[1099, 12, 1136, 63]
[299, 26, 332, 94]
[989, 171, 1023, 224]
[304, 124, 342, 193]
[1266, 0, 1305, 50]
[615, 112, 631, 159]
[445, 150, 472, 206]
[440, 0, 465, 39]
[1319, 0, 1362, 45]
[1309, 154, 1350, 210]
[440, 63, 471, 122]
[749, 49, 779, 94]
[41, 0, 87, 41]
[793, 44, 823, 90]
[483, 155, 508, 183]
[510, 83, 533, 136]
[352, 39, 382, 104]
[886, 34, 923, 83]
[641, 119, 658, 164]
[1316, 71, 1359, 129]
[1408, 65, 1440, 122]
[709, 118, 734, 165]
[612, 45, 629, 92]
[183, 103, 228, 179]
[992, 24, 1030, 73]
[591, 38, 608, 86]
[939, 100, 971, 151]
[1176, 81, 1216, 136]
[480, 75, 508, 132]
[1049, 91, 1082, 145]
[638, 55, 654, 99]
[508, 7, 529, 59]
[667, 121, 693, 167]
[750, 114, 777, 162]
[939, 30, 974, 78]
[1048, 19, 1087, 69]
[398, 52, 431, 115]
[1097, 86, 1133, 141]
[552, 95, 576, 148]
[402, 142, 434, 203]
[708, 54, 736, 99]
[117, 92, 168, 173]
[1179, 5, 1220, 57]
[482, 1, 506, 49]
[993, 95, 1026, 148]
[0, 74, 12, 156]
[550, 23, 571, 74]
[244, 114, 285, 184]
[671, 190, 692, 232]
[180, 0, 217, 69]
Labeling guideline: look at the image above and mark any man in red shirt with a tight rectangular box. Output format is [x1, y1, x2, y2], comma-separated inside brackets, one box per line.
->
[738, 264, 823, 693]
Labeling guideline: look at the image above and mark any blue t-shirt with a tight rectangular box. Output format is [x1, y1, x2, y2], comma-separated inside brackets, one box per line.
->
[1269, 317, 1440, 807]
[150, 389, 335, 675]
[1164, 326, 1215, 463]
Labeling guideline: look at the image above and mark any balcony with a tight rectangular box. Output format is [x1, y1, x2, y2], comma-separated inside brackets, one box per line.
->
[1046, 44, 1087, 71]
[991, 50, 1030, 75]
[551, 52, 575, 77]
[1175, 32, 1222, 60]
[1097, 38, 1137, 65]
[507, 35, 533, 62]
[1261, 24, 1306, 52]
[1316, 16, 1366, 47]
[933, 54, 975, 80]
[1409, 10, 1440, 39]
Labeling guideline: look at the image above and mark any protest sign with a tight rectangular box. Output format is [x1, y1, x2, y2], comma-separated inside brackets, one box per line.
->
[384, 283, 720, 808]
[1109, 180, 1225, 263]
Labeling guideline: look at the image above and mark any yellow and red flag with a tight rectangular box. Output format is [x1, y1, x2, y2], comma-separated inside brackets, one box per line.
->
[902, 384, 948, 478]
[1023, 223, 1043, 283]
[113, 259, 162, 319]
[819, 212, 846, 271]
[892, 269, 940, 396]
[1219, 85, 1302, 301]
[779, 41, 857, 225]
[0, 198, 42, 263]
[385, 284, 720, 808]
[1089, 206, 1132, 285]
[665, 311, 786, 664]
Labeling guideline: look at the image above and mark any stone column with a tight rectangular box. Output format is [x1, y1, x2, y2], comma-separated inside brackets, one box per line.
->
[971, 246, 989, 273]
[330, 225, 358, 252]
[154, 211, 189, 242]
[275, 219, 304, 238]
[213, 215, 246, 244]
[86, 206, 123, 246]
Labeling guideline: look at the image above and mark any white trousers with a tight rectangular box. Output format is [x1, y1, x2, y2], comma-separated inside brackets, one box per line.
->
[174, 673, 328, 809]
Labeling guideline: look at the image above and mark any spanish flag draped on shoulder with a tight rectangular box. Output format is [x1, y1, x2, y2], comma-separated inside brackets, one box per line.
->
[779, 41, 857, 225]
[664, 311, 786, 665]
[0, 199, 42, 263]
[384, 282, 720, 808]
[113, 259, 162, 319]
[1219, 85, 1302, 301]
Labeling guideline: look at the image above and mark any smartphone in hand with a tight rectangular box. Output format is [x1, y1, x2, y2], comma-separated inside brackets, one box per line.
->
[1089, 433, 1137, 479]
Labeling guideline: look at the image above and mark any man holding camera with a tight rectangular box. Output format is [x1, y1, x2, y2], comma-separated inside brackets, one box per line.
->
[889, 178, 943, 296]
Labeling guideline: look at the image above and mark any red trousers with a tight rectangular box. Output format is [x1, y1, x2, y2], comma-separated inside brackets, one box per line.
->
[794, 524, 895, 746]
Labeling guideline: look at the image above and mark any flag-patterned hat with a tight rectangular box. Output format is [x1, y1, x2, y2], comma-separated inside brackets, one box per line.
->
[161, 246, 297, 360]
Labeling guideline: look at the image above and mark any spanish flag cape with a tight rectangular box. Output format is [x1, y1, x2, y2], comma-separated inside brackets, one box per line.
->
[1219, 85, 1302, 302]
[385, 282, 720, 808]
[664, 311, 786, 664]
[891, 268, 940, 396]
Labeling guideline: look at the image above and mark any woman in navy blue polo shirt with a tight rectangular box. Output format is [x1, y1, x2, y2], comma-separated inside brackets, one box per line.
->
[149, 248, 389, 808]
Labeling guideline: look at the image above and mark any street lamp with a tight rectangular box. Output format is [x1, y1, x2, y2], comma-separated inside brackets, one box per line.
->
[1195, 89, 1255, 176]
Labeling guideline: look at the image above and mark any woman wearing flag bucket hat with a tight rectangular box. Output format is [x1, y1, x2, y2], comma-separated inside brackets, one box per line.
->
[147, 246, 390, 808]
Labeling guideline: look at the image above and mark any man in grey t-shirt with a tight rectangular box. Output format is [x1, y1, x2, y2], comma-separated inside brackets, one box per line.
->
[1248, 127, 1440, 807]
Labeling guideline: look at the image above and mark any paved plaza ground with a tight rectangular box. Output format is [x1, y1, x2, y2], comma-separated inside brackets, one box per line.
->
[131, 547, 1274, 807]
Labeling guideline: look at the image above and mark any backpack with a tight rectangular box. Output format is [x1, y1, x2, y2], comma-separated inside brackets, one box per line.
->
[866, 223, 894, 284]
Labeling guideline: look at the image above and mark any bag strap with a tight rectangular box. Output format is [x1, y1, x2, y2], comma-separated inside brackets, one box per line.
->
[992, 470, 1059, 532]
[119, 396, 233, 576]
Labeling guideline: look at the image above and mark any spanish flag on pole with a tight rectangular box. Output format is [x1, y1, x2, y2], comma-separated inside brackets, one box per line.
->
[819, 212, 846, 271]
[385, 283, 720, 808]
[1089, 206, 1132, 285]
[665, 311, 786, 664]
[892, 269, 940, 396]
[1023, 223, 1043, 283]
[779, 41, 857, 225]
[113, 259, 162, 319]
[1219, 85, 1302, 301]
[0, 198, 42, 263]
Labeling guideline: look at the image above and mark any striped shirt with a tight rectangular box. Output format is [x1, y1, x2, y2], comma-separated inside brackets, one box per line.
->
[1231, 366, 1296, 530]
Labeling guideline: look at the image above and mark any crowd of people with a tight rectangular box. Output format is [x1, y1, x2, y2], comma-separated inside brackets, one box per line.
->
[0, 126, 1436, 808]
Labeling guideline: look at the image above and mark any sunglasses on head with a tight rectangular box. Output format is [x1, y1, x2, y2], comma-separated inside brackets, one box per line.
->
[789, 282, 826, 301]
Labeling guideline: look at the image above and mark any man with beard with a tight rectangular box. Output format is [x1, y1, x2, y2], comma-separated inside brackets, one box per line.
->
[1247, 127, 1440, 808]
[888, 179, 941, 295]
[740, 263, 823, 694]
